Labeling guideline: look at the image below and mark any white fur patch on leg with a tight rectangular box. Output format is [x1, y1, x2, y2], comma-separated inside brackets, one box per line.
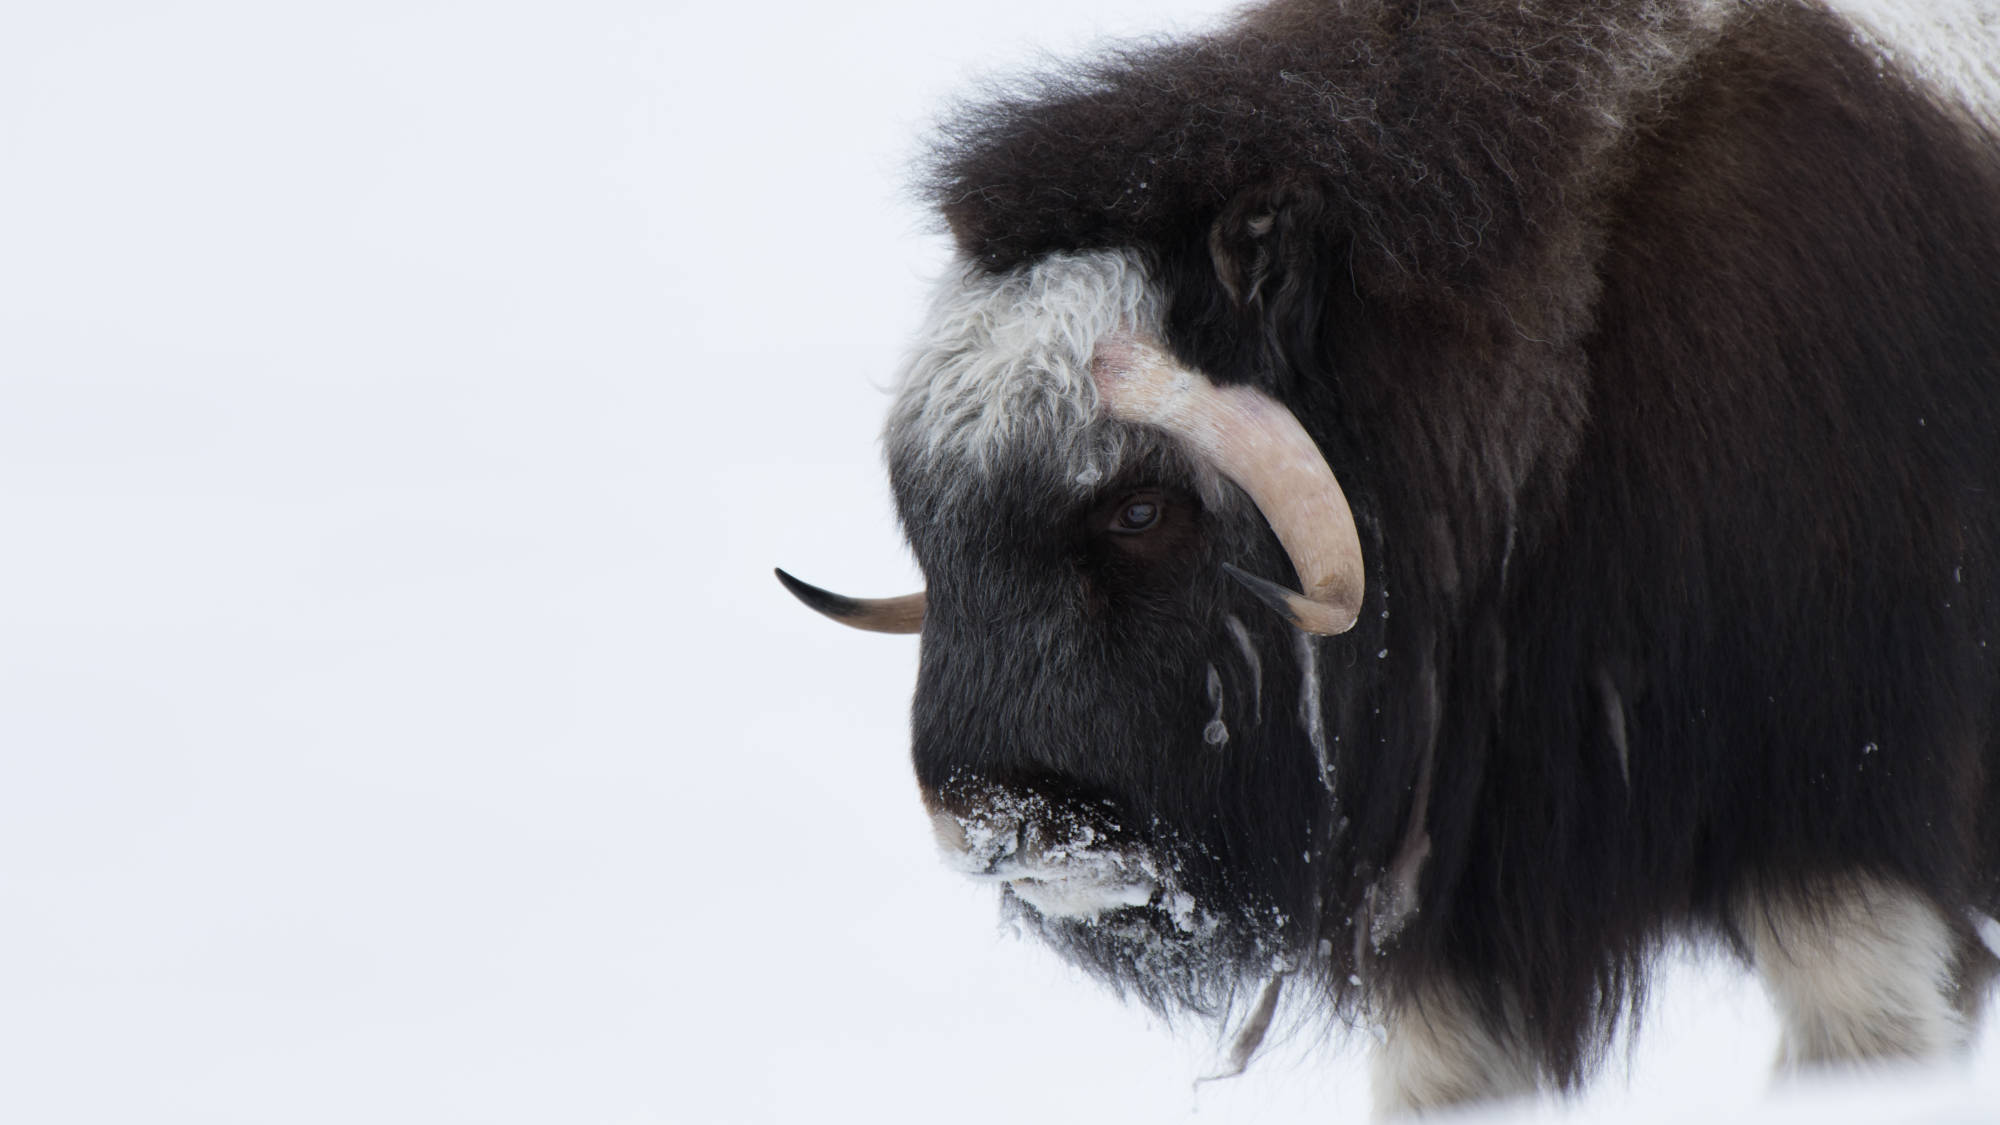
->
[1370, 980, 1538, 1119]
[1746, 874, 1967, 1070]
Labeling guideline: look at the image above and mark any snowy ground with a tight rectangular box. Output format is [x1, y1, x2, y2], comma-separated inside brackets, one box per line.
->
[1, 1, 1995, 1122]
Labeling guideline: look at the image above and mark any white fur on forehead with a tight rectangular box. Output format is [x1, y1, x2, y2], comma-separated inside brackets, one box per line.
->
[886, 248, 1166, 485]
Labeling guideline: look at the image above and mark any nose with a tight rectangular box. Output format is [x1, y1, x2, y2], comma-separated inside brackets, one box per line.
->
[918, 783, 1164, 922]
[929, 807, 969, 856]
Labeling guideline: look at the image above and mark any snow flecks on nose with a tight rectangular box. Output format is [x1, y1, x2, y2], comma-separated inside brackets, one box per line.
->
[927, 786, 1164, 923]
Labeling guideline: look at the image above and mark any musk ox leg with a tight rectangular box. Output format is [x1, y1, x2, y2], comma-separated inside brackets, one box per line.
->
[1746, 875, 1968, 1070]
[1370, 978, 1538, 1119]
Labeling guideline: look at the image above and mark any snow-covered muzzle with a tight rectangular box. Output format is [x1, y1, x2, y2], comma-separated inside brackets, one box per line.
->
[921, 777, 1293, 1017]
[927, 781, 1195, 928]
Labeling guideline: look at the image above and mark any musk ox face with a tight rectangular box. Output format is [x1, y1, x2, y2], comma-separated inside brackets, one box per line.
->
[783, 248, 1371, 1009]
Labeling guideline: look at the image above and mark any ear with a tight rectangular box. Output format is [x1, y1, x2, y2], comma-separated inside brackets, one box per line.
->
[1208, 180, 1320, 308]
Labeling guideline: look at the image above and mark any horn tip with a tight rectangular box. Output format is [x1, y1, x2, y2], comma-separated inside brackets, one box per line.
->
[774, 567, 925, 634]
[1223, 563, 1359, 636]
[774, 567, 856, 619]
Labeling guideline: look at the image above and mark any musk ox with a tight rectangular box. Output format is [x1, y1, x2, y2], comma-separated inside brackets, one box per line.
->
[779, 0, 2000, 1113]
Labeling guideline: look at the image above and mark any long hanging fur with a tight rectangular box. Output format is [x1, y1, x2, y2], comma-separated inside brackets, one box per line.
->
[866, 0, 2000, 1095]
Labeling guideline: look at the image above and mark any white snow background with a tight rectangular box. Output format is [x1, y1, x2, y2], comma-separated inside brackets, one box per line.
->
[1, 1, 1995, 1122]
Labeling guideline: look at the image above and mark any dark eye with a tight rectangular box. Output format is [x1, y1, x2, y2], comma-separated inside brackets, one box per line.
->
[1110, 494, 1162, 534]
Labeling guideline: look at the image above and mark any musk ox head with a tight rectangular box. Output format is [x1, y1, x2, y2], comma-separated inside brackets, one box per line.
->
[778, 245, 1394, 1014]
[896, 248, 1368, 1007]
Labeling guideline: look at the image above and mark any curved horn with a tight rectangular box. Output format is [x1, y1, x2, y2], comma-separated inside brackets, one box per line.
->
[1091, 334, 1364, 635]
[774, 568, 926, 634]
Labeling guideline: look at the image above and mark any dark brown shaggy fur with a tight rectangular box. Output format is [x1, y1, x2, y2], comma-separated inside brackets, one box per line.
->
[900, 0, 2000, 1089]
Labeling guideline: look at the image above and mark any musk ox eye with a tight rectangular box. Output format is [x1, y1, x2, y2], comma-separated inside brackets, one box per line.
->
[1111, 495, 1162, 534]
[1082, 485, 1197, 567]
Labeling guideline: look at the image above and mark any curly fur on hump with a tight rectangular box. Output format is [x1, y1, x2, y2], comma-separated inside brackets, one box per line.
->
[924, 0, 1727, 292]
